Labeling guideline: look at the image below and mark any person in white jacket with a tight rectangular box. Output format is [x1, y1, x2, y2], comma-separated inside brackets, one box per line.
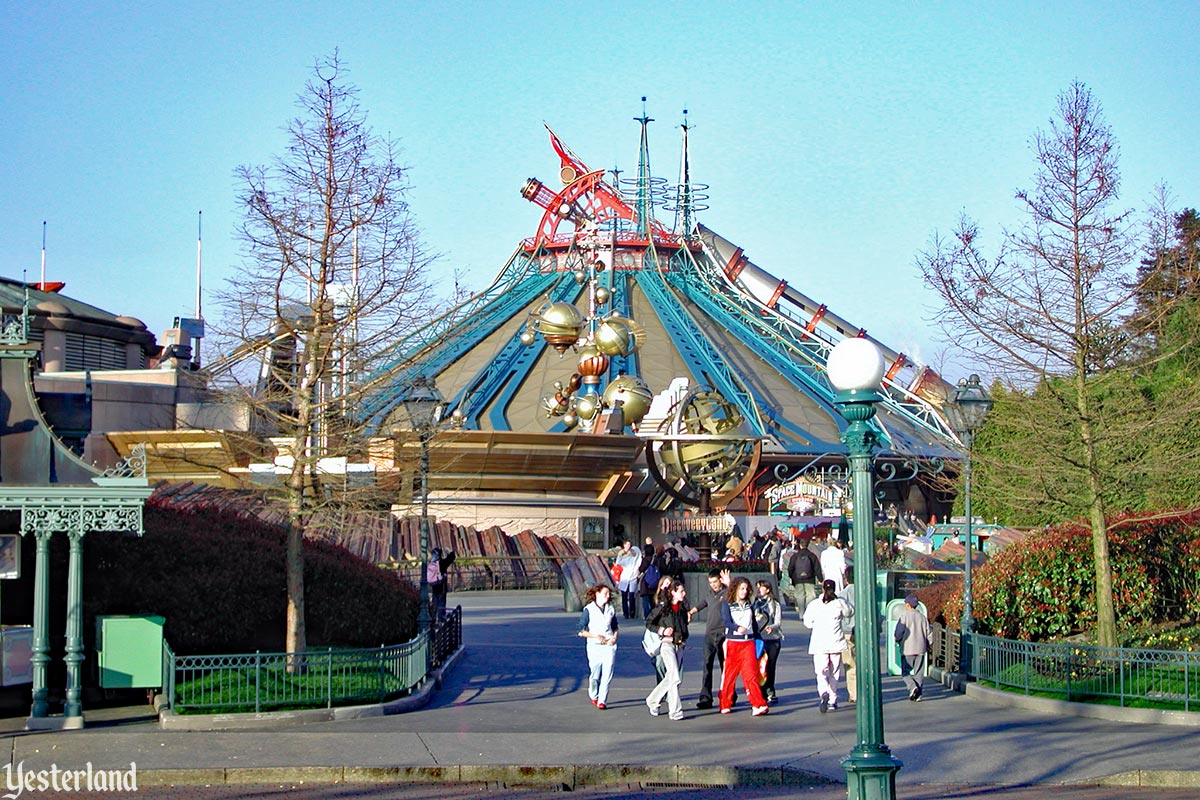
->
[802, 579, 854, 713]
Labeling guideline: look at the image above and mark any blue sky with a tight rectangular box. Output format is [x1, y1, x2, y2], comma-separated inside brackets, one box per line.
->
[3, 2, 1197, 378]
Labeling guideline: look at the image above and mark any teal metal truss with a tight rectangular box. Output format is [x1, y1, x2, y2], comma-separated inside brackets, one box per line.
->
[358, 248, 556, 426]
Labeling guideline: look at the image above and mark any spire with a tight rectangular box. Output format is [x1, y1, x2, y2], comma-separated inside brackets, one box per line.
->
[671, 109, 708, 239]
[634, 97, 654, 237]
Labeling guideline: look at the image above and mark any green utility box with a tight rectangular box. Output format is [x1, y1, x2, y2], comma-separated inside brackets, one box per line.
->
[885, 599, 927, 676]
[96, 615, 164, 689]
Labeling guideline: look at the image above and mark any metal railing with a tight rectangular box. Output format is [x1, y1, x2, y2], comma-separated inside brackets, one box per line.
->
[393, 556, 564, 592]
[923, 623, 1199, 712]
[971, 633, 1199, 711]
[163, 605, 462, 714]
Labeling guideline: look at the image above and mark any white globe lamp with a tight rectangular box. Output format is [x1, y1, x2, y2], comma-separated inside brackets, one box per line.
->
[827, 338, 885, 392]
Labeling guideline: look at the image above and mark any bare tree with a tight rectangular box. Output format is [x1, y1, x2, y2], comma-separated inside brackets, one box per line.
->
[920, 82, 1147, 646]
[215, 52, 436, 658]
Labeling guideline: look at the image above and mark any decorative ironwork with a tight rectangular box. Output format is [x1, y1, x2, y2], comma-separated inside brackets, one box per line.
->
[101, 443, 147, 479]
[771, 455, 947, 512]
[0, 313, 29, 346]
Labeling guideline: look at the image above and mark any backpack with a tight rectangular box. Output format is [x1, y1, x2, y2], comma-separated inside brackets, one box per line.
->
[427, 559, 442, 584]
[791, 549, 816, 581]
[642, 561, 661, 590]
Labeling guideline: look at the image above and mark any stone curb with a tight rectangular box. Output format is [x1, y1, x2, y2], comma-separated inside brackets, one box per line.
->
[158, 645, 465, 731]
[136, 764, 837, 788]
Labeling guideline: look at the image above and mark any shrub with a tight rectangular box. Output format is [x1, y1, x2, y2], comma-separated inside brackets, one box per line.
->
[82, 502, 418, 654]
[957, 509, 1200, 641]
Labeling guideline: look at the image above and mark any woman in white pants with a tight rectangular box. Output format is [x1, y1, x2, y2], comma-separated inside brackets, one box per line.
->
[802, 579, 853, 713]
[576, 585, 619, 708]
[645, 580, 690, 720]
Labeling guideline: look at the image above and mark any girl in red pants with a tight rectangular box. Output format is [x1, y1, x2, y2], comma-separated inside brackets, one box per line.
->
[718, 577, 769, 716]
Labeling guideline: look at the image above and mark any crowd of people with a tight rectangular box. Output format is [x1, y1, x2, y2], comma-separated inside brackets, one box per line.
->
[579, 531, 932, 720]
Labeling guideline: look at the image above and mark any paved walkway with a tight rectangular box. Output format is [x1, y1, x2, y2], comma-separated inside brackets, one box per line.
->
[1, 590, 1198, 799]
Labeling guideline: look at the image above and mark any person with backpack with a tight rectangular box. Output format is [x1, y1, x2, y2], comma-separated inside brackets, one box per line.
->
[787, 537, 819, 622]
[638, 544, 660, 618]
[427, 547, 456, 618]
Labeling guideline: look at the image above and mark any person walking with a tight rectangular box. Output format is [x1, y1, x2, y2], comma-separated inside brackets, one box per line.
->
[614, 540, 643, 619]
[718, 577, 770, 716]
[688, 567, 731, 710]
[638, 544, 659, 618]
[836, 567, 857, 703]
[820, 537, 847, 593]
[753, 579, 784, 705]
[787, 537, 820, 621]
[896, 592, 933, 701]
[576, 584, 619, 709]
[645, 579, 690, 721]
[428, 547, 456, 619]
[802, 579, 853, 713]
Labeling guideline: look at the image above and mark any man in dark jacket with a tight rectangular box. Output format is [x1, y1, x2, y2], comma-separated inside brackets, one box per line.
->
[689, 567, 732, 709]
[787, 537, 819, 622]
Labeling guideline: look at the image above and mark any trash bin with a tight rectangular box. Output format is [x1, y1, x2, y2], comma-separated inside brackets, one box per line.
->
[96, 615, 164, 689]
[885, 599, 926, 676]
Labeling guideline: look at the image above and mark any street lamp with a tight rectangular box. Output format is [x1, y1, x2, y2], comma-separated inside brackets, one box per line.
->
[401, 375, 446, 632]
[942, 374, 993, 676]
[827, 338, 902, 800]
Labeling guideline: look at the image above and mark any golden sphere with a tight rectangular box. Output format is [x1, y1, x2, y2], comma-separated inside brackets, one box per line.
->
[519, 330, 535, 346]
[562, 412, 579, 430]
[595, 318, 635, 356]
[576, 394, 599, 420]
[594, 287, 611, 305]
[534, 302, 585, 352]
[602, 374, 654, 425]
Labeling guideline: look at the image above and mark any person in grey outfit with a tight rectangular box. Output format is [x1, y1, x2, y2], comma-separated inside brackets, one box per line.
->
[688, 567, 731, 709]
[895, 592, 932, 701]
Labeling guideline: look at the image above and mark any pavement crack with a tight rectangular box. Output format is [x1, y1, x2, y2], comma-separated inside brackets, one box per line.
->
[416, 732, 438, 764]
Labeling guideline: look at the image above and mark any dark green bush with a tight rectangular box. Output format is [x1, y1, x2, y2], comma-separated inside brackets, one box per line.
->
[943, 509, 1200, 641]
[83, 501, 418, 654]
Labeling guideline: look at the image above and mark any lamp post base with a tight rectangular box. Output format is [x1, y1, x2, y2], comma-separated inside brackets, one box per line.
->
[843, 745, 902, 800]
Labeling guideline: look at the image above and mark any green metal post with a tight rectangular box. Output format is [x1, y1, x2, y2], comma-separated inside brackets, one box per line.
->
[959, 435, 975, 674]
[418, 431, 432, 632]
[836, 387, 902, 800]
[63, 530, 85, 718]
[29, 530, 52, 718]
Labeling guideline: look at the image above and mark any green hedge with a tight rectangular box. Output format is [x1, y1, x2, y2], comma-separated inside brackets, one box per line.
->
[940, 509, 1200, 641]
[82, 501, 419, 654]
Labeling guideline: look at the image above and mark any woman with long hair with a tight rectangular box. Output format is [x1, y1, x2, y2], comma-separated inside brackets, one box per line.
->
[753, 579, 784, 705]
[718, 577, 769, 716]
[576, 584, 619, 709]
[802, 578, 854, 713]
[645, 579, 690, 721]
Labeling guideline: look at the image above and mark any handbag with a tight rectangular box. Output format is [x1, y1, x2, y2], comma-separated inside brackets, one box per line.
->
[642, 627, 663, 657]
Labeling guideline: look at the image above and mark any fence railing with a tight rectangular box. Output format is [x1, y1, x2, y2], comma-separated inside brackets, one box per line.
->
[970, 633, 1199, 711]
[924, 623, 1199, 712]
[392, 556, 565, 592]
[163, 605, 462, 714]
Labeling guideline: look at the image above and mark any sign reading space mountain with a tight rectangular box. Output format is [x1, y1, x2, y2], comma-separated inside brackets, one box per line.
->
[764, 478, 843, 513]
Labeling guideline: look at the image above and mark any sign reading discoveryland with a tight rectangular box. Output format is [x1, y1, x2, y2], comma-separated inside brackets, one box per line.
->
[763, 477, 843, 514]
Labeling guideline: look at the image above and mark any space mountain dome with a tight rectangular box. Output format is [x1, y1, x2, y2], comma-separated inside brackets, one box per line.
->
[367, 111, 961, 535]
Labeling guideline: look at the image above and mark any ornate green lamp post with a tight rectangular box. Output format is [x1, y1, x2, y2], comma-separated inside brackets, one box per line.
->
[942, 374, 993, 675]
[827, 338, 902, 800]
[401, 376, 445, 633]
